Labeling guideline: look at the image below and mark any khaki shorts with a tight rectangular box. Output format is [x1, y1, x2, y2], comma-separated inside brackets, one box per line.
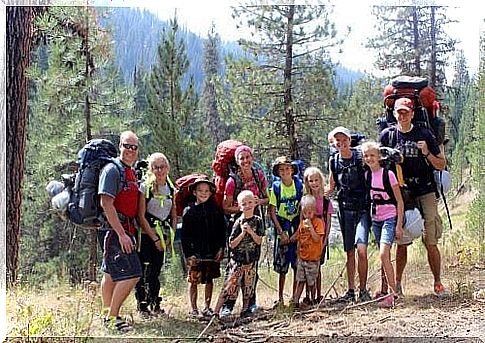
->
[417, 192, 443, 245]
[296, 259, 319, 286]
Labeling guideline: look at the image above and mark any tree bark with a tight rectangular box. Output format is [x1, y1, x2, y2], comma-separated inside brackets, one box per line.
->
[284, 5, 299, 160]
[6, 6, 35, 285]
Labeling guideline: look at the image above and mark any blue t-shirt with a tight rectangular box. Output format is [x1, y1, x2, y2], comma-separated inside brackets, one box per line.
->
[379, 126, 440, 196]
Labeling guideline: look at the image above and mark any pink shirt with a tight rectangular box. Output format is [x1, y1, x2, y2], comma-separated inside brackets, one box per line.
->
[369, 168, 398, 222]
[225, 169, 267, 205]
[315, 195, 334, 219]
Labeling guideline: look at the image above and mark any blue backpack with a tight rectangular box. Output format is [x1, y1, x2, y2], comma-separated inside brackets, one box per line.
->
[66, 139, 122, 228]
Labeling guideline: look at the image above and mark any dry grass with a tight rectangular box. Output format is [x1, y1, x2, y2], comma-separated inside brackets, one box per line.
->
[6, 192, 484, 340]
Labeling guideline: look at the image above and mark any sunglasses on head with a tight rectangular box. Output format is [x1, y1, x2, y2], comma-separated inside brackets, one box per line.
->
[122, 143, 138, 151]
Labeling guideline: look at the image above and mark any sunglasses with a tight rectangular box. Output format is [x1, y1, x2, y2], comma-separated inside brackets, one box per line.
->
[122, 143, 138, 151]
[152, 165, 167, 171]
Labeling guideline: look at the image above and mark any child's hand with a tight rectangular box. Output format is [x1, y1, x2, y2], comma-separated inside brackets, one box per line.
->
[214, 248, 224, 262]
[187, 255, 198, 267]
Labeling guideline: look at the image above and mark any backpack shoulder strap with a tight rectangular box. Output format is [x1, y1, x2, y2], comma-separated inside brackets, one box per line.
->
[294, 176, 303, 200]
[251, 166, 265, 198]
[383, 168, 396, 204]
[273, 179, 282, 209]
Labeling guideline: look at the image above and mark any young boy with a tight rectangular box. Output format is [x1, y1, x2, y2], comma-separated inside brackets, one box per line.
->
[213, 190, 264, 318]
[269, 156, 304, 307]
[290, 195, 325, 309]
[181, 177, 226, 317]
[326, 126, 372, 303]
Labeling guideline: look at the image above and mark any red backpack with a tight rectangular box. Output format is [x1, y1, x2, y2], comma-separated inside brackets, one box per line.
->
[174, 173, 208, 216]
[378, 75, 445, 145]
[211, 139, 243, 207]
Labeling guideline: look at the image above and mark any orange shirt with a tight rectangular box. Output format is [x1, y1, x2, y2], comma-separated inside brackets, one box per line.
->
[297, 217, 325, 261]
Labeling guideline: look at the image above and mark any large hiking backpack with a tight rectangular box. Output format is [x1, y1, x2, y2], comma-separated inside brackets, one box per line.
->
[65, 139, 120, 228]
[175, 173, 209, 216]
[212, 139, 243, 207]
[377, 75, 446, 145]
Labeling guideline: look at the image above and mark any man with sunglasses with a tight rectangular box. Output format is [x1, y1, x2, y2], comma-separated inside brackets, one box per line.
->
[98, 130, 142, 332]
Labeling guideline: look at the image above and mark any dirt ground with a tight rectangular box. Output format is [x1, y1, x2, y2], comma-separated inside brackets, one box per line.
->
[192, 265, 484, 343]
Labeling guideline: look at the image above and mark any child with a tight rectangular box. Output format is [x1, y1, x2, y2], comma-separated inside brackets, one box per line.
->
[303, 167, 334, 304]
[181, 177, 226, 317]
[361, 141, 404, 307]
[269, 156, 304, 307]
[326, 126, 372, 303]
[213, 190, 264, 318]
[290, 195, 325, 309]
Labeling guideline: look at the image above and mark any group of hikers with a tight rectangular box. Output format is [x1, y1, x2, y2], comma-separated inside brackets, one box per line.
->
[95, 95, 448, 333]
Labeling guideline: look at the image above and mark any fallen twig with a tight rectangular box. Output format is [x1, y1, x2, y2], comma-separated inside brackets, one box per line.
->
[196, 314, 216, 342]
[338, 294, 390, 315]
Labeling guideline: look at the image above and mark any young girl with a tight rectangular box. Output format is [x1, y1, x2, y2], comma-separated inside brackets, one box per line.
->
[302, 167, 334, 303]
[361, 141, 404, 307]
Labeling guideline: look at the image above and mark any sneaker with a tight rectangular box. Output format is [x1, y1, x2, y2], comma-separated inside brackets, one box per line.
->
[396, 283, 404, 297]
[302, 297, 312, 306]
[359, 289, 372, 302]
[201, 307, 214, 317]
[434, 283, 450, 298]
[336, 290, 355, 303]
[249, 304, 258, 313]
[189, 309, 199, 317]
[377, 294, 395, 308]
[220, 307, 232, 318]
[240, 309, 253, 318]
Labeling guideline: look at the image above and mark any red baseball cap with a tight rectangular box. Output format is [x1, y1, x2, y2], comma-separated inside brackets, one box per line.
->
[395, 98, 414, 111]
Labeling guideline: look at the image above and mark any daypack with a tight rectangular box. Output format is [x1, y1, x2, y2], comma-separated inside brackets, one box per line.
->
[66, 139, 121, 228]
[330, 148, 368, 209]
[377, 75, 446, 145]
[175, 173, 208, 217]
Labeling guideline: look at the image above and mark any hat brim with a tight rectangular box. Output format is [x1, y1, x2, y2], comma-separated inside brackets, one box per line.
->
[272, 163, 298, 177]
[395, 105, 413, 112]
[333, 131, 351, 139]
[189, 180, 216, 194]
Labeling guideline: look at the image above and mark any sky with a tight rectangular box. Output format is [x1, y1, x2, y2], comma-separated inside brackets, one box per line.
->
[141, 0, 483, 77]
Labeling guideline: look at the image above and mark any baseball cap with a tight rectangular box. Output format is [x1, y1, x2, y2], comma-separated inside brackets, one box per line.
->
[395, 98, 414, 111]
[331, 126, 351, 139]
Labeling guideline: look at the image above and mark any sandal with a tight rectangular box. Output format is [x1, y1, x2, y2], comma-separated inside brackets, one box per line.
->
[201, 307, 214, 317]
[104, 316, 133, 333]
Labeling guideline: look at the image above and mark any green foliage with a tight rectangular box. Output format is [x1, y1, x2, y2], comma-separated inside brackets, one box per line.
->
[21, 6, 135, 284]
[143, 16, 210, 178]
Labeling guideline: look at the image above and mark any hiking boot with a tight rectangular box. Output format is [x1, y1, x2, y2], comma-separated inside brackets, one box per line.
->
[150, 297, 164, 316]
[137, 302, 151, 318]
[359, 289, 372, 302]
[336, 290, 355, 303]
[377, 294, 395, 308]
[434, 283, 450, 298]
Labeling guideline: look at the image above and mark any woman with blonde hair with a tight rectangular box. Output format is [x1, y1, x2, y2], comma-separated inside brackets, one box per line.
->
[136, 152, 177, 317]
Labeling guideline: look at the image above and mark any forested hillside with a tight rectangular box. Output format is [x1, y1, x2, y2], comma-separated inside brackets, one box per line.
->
[101, 7, 364, 90]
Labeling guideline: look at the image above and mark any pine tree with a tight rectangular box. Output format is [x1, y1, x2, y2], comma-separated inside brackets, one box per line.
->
[23, 6, 134, 283]
[144, 17, 206, 177]
[367, 6, 456, 95]
[202, 24, 225, 145]
[227, 2, 341, 162]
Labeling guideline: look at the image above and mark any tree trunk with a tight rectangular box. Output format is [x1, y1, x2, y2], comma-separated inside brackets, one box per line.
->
[6, 6, 35, 285]
[412, 8, 421, 76]
[429, 6, 437, 89]
[284, 5, 299, 160]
